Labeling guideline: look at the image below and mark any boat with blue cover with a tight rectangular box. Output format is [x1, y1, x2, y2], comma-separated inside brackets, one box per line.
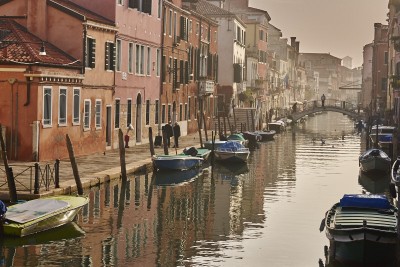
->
[321, 194, 397, 264]
[152, 154, 203, 171]
[214, 141, 250, 163]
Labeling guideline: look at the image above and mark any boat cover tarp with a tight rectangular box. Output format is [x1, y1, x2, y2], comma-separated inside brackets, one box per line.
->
[6, 199, 70, 224]
[219, 141, 245, 151]
[227, 134, 245, 141]
[339, 194, 391, 210]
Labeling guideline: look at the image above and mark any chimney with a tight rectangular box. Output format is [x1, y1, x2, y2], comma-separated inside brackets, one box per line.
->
[291, 37, 296, 47]
[27, 0, 47, 41]
[374, 23, 382, 41]
[295, 41, 300, 53]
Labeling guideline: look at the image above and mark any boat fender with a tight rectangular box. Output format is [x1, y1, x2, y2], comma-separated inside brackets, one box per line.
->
[0, 200, 6, 219]
[319, 218, 325, 232]
[389, 183, 397, 199]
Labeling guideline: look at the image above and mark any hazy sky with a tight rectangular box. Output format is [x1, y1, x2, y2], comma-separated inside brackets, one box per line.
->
[250, 0, 388, 68]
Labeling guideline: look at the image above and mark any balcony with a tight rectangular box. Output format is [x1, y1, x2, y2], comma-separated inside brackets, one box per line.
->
[391, 75, 400, 89]
[199, 79, 215, 95]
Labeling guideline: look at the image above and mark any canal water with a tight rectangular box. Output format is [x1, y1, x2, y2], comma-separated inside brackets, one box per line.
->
[0, 112, 397, 267]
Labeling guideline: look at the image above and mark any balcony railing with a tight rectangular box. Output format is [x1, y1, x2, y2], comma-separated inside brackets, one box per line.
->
[199, 79, 215, 95]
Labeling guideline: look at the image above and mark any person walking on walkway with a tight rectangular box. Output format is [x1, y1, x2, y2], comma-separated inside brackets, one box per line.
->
[321, 94, 326, 108]
[164, 121, 173, 147]
[173, 122, 181, 148]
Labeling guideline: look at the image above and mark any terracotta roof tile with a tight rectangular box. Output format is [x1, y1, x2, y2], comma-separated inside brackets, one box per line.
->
[0, 19, 80, 66]
[191, 0, 234, 16]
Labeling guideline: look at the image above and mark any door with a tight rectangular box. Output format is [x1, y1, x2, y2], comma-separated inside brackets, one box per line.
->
[136, 94, 142, 143]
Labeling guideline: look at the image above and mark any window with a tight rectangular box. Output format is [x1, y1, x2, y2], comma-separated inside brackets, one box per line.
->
[161, 104, 166, 123]
[95, 99, 102, 128]
[146, 100, 150, 125]
[147, 47, 151, 75]
[84, 100, 91, 129]
[168, 104, 171, 122]
[127, 99, 132, 126]
[184, 103, 187, 120]
[136, 44, 145, 75]
[43, 87, 52, 126]
[196, 23, 199, 35]
[155, 100, 159, 124]
[105, 42, 115, 71]
[189, 20, 192, 34]
[179, 104, 183, 121]
[194, 97, 197, 119]
[158, 0, 162, 18]
[156, 49, 161, 76]
[59, 87, 67, 125]
[384, 51, 388, 65]
[129, 0, 152, 14]
[115, 99, 120, 128]
[73, 88, 80, 124]
[188, 97, 191, 120]
[85, 37, 96, 68]
[128, 43, 134, 73]
[118, 0, 123, 5]
[116, 39, 122, 71]
[163, 7, 167, 34]
[259, 30, 264, 41]
[169, 9, 172, 36]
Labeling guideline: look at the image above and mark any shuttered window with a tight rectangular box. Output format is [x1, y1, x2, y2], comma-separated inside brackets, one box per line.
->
[105, 42, 115, 71]
[85, 37, 96, 68]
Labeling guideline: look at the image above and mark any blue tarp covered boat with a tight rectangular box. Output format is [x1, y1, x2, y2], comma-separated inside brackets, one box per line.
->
[214, 141, 250, 163]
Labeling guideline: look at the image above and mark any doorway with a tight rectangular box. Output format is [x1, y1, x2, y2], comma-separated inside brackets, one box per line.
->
[136, 93, 142, 143]
[106, 106, 112, 146]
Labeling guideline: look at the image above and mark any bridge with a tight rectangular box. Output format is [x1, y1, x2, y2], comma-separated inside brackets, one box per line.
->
[289, 99, 363, 122]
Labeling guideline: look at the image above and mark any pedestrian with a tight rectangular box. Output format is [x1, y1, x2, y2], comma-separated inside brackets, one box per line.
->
[292, 102, 297, 113]
[164, 121, 173, 147]
[173, 122, 181, 148]
[321, 94, 326, 108]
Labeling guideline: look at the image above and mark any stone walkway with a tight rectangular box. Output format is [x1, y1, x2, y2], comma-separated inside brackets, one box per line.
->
[0, 131, 208, 200]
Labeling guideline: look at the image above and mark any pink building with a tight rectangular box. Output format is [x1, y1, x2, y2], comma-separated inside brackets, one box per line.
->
[68, 0, 163, 147]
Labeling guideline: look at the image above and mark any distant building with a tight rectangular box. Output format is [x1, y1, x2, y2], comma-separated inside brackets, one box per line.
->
[342, 56, 352, 69]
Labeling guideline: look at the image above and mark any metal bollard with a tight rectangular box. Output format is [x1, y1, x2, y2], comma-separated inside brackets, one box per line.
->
[34, 163, 40, 194]
[55, 159, 60, 188]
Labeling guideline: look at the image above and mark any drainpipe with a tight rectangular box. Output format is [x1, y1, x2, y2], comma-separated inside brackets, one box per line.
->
[158, 1, 166, 136]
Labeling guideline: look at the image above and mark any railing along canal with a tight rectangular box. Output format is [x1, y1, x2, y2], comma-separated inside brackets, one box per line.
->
[0, 160, 60, 194]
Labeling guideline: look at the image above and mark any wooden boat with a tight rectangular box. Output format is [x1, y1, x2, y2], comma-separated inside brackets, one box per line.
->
[152, 154, 204, 171]
[154, 168, 201, 186]
[254, 130, 276, 141]
[214, 141, 250, 163]
[358, 148, 391, 173]
[179, 147, 211, 161]
[390, 156, 400, 198]
[268, 120, 285, 133]
[227, 133, 248, 147]
[2, 195, 88, 237]
[369, 125, 396, 151]
[203, 140, 227, 150]
[242, 131, 262, 142]
[321, 194, 398, 264]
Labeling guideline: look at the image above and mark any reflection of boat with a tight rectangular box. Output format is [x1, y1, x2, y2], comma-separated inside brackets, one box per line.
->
[3, 195, 88, 237]
[321, 194, 397, 265]
[154, 168, 201, 186]
[358, 148, 391, 173]
[358, 171, 390, 194]
[152, 155, 203, 171]
[322, 241, 396, 267]
[1, 222, 85, 247]
[214, 141, 250, 163]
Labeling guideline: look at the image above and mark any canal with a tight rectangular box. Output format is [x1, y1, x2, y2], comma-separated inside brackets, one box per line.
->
[1, 112, 396, 266]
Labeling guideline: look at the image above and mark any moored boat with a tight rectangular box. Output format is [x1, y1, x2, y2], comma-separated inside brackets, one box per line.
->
[254, 130, 276, 141]
[214, 141, 250, 163]
[179, 147, 211, 161]
[152, 154, 204, 171]
[2, 195, 88, 237]
[203, 140, 227, 150]
[321, 194, 398, 265]
[268, 120, 285, 133]
[358, 148, 391, 174]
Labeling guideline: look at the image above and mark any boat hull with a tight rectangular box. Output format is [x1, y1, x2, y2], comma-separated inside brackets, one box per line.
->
[3, 196, 88, 237]
[254, 130, 276, 141]
[359, 156, 391, 173]
[152, 155, 203, 171]
[214, 150, 249, 163]
[268, 123, 285, 133]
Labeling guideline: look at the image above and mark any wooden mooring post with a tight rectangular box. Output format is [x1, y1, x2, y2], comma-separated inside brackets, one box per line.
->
[149, 127, 155, 156]
[118, 129, 128, 183]
[0, 127, 17, 203]
[66, 134, 84, 196]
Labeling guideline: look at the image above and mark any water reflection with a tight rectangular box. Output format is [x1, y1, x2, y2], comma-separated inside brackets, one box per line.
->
[358, 171, 391, 195]
[2, 113, 398, 266]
